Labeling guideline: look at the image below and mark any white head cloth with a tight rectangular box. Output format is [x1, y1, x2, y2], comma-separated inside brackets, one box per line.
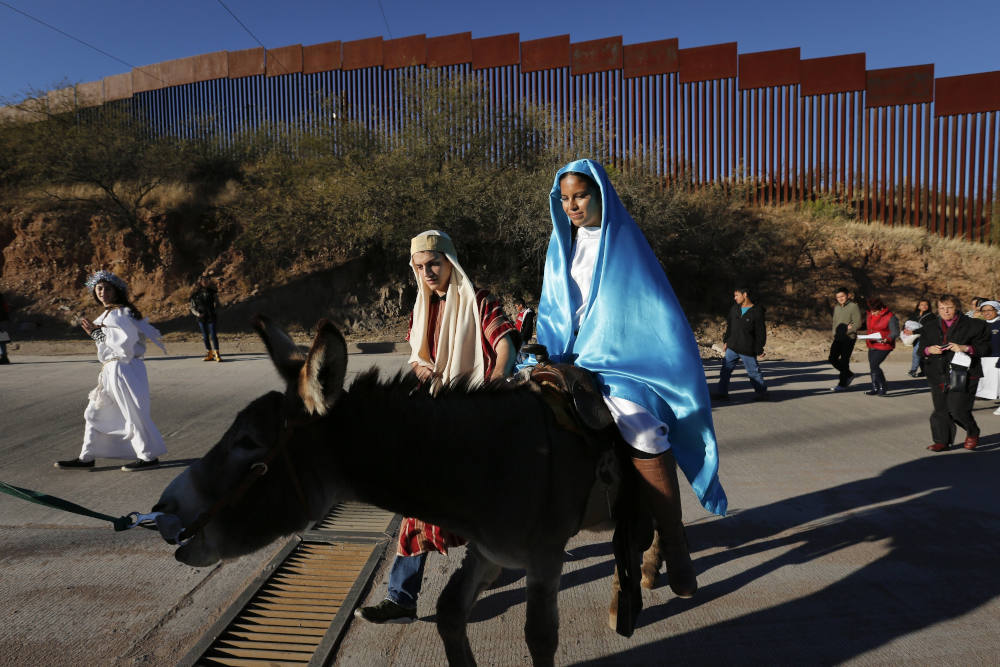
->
[979, 300, 1000, 323]
[407, 230, 484, 392]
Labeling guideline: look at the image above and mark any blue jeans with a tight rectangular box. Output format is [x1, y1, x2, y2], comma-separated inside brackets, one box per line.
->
[198, 320, 219, 351]
[717, 348, 767, 395]
[386, 552, 426, 608]
[910, 343, 923, 373]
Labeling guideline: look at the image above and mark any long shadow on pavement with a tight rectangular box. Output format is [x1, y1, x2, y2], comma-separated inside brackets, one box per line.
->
[575, 446, 1000, 665]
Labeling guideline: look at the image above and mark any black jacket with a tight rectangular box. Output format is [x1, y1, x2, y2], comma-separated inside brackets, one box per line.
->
[723, 303, 766, 356]
[919, 314, 991, 386]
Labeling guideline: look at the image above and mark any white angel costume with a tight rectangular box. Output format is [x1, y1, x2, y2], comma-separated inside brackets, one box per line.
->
[78, 307, 168, 462]
[975, 310, 1000, 400]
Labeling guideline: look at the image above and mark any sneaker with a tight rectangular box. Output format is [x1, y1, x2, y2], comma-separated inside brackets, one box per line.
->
[354, 598, 416, 624]
[121, 458, 160, 472]
[55, 458, 95, 469]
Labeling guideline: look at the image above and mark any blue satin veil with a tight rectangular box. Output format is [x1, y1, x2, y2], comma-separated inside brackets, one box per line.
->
[525, 159, 727, 516]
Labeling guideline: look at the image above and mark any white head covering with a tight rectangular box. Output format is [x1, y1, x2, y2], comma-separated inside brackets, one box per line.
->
[979, 300, 1000, 322]
[408, 230, 484, 391]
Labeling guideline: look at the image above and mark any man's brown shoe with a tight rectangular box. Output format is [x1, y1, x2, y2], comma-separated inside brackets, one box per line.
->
[963, 436, 979, 450]
[926, 443, 949, 452]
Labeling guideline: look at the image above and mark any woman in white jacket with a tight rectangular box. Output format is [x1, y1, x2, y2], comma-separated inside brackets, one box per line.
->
[56, 271, 167, 472]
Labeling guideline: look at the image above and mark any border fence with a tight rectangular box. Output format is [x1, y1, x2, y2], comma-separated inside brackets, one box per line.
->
[4, 32, 999, 242]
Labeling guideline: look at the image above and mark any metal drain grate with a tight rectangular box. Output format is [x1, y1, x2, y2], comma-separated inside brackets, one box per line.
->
[197, 542, 376, 665]
[312, 501, 395, 535]
[184, 504, 401, 667]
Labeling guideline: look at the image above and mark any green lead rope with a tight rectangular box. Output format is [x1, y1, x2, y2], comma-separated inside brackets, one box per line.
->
[0, 480, 136, 531]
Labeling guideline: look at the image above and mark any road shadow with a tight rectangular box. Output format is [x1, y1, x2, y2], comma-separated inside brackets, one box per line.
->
[574, 448, 1000, 665]
[65, 457, 200, 473]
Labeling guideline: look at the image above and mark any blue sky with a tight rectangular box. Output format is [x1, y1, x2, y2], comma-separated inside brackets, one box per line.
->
[1, 0, 998, 102]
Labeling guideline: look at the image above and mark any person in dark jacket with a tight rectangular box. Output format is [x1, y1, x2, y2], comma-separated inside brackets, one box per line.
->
[922, 294, 991, 452]
[189, 275, 222, 362]
[0, 291, 11, 364]
[713, 286, 769, 401]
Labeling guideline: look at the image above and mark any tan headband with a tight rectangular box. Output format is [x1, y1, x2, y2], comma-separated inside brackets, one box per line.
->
[410, 234, 457, 258]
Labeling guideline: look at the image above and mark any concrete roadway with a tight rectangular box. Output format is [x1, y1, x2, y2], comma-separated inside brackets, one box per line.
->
[1, 350, 999, 665]
[0, 345, 410, 666]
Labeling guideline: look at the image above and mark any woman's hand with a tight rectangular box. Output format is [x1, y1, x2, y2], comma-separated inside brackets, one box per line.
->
[926, 344, 943, 355]
[945, 342, 971, 354]
[80, 318, 99, 335]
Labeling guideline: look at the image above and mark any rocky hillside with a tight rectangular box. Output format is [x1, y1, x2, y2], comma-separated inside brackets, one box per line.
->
[2, 203, 999, 358]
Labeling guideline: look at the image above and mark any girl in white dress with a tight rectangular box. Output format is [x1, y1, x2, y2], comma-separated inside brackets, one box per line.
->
[56, 271, 167, 471]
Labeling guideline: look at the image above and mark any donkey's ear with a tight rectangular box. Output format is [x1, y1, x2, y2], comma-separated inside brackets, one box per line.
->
[252, 314, 306, 385]
[297, 319, 347, 415]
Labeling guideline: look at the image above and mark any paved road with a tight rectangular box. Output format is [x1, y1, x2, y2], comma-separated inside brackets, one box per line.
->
[337, 358, 1000, 666]
[0, 347, 410, 666]
[2, 352, 998, 665]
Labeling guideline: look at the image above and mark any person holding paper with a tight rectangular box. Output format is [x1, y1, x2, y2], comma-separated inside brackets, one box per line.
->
[860, 297, 900, 396]
[921, 295, 991, 452]
[905, 299, 934, 377]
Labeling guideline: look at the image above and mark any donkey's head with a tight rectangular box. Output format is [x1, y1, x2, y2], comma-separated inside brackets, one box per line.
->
[152, 316, 347, 566]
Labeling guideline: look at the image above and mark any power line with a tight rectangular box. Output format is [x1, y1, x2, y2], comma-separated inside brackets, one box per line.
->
[0, 0, 165, 86]
[214, 0, 288, 74]
[376, 0, 393, 39]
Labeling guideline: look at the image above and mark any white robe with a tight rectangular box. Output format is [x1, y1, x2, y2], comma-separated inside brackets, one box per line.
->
[975, 317, 1000, 400]
[570, 225, 671, 455]
[79, 308, 167, 462]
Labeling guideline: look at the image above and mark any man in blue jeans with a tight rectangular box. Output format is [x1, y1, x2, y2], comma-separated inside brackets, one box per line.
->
[713, 287, 769, 401]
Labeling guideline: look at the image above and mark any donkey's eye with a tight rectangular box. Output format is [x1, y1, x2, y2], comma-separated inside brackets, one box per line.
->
[233, 436, 259, 451]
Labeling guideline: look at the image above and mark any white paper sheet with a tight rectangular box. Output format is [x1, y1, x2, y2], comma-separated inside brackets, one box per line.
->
[951, 350, 972, 367]
[856, 333, 882, 340]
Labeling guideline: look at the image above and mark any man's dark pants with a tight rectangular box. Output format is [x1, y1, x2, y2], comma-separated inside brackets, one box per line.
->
[828, 337, 856, 387]
[929, 379, 980, 445]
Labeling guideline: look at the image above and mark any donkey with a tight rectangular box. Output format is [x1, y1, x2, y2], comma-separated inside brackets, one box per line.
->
[152, 317, 662, 666]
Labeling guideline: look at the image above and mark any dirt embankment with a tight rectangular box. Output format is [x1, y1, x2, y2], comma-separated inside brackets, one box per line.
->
[2, 206, 999, 360]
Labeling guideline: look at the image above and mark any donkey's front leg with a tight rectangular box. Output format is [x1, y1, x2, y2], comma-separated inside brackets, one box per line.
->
[436, 545, 502, 667]
[524, 558, 563, 667]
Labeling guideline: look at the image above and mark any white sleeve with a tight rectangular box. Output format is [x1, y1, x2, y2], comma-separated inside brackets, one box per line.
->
[100, 309, 140, 359]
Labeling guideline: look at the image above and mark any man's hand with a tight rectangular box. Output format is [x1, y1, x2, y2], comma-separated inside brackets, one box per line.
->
[411, 363, 437, 383]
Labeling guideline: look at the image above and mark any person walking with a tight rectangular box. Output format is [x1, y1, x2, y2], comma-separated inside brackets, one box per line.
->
[973, 300, 1000, 413]
[922, 295, 991, 451]
[905, 298, 934, 377]
[828, 287, 862, 391]
[55, 271, 168, 471]
[714, 287, 769, 401]
[190, 275, 222, 362]
[354, 230, 517, 624]
[513, 297, 535, 346]
[0, 291, 11, 365]
[860, 297, 899, 396]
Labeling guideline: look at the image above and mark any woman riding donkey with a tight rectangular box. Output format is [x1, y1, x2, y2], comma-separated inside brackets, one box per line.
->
[356, 229, 518, 624]
[56, 271, 168, 471]
[523, 159, 727, 605]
